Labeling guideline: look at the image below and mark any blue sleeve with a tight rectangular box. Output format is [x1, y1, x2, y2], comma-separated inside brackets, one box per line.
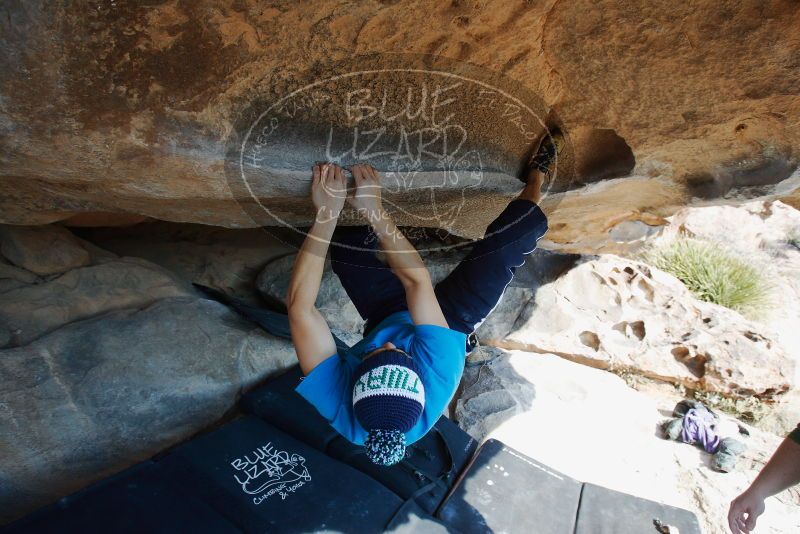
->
[404, 325, 467, 444]
[294, 354, 347, 421]
[294, 354, 366, 444]
[411, 324, 467, 386]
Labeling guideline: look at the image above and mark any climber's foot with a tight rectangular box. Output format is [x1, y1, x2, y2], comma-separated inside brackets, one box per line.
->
[520, 128, 564, 179]
[518, 128, 564, 204]
[530, 128, 564, 176]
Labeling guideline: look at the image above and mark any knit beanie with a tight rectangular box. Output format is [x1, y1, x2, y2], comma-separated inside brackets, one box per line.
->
[352, 350, 425, 466]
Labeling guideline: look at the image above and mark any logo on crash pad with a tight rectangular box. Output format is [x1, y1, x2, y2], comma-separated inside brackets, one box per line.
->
[230, 442, 311, 505]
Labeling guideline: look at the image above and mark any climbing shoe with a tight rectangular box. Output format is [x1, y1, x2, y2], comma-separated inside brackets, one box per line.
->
[522, 128, 564, 182]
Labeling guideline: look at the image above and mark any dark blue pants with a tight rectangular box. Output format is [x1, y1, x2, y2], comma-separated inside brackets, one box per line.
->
[330, 199, 548, 343]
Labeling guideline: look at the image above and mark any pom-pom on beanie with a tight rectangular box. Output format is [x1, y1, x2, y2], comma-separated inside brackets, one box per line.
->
[352, 349, 425, 466]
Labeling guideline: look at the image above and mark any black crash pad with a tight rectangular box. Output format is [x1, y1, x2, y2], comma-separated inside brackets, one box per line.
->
[574, 483, 702, 534]
[436, 439, 583, 534]
[241, 365, 477, 514]
[4, 417, 454, 534]
[155, 416, 413, 533]
[2, 462, 240, 534]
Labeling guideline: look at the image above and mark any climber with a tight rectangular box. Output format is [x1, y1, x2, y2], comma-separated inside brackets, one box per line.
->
[286, 134, 559, 466]
[727, 424, 800, 534]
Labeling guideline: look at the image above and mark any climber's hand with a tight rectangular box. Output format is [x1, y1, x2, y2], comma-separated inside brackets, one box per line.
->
[311, 163, 346, 221]
[728, 487, 766, 534]
[347, 164, 383, 221]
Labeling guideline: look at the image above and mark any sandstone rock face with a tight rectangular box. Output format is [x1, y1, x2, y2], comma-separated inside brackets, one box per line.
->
[0, 225, 297, 523]
[655, 201, 800, 368]
[491, 255, 794, 400]
[642, 199, 800, 434]
[461, 350, 800, 534]
[1, 1, 798, 250]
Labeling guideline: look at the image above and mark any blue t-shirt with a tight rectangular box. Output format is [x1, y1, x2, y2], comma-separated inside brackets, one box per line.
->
[295, 311, 467, 445]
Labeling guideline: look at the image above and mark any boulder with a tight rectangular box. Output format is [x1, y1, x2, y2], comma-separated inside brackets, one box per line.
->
[0, 225, 90, 275]
[0, 297, 297, 524]
[653, 200, 800, 372]
[0, 256, 193, 348]
[1, 1, 799, 251]
[657, 201, 800, 259]
[454, 348, 535, 440]
[0, 259, 40, 293]
[0, 225, 298, 524]
[460, 350, 800, 534]
[475, 248, 581, 341]
[258, 255, 364, 334]
[758, 388, 800, 438]
[492, 256, 794, 400]
[75, 221, 297, 301]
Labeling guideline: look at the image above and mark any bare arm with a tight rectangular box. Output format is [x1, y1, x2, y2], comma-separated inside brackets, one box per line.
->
[347, 164, 448, 328]
[728, 436, 800, 534]
[287, 164, 346, 375]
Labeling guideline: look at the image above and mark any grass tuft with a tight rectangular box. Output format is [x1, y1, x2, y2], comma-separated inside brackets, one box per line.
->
[643, 238, 772, 318]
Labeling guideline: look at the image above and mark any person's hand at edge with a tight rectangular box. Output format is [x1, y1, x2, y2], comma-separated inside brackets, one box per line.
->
[728, 487, 766, 534]
[346, 164, 383, 222]
[727, 436, 800, 534]
[312, 163, 347, 222]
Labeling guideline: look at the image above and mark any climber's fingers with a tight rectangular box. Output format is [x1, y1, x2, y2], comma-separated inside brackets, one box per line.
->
[727, 505, 743, 534]
[332, 165, 346, 191]
[351, 164, 368, 183]
[351, 164, 378, 185]
[744, 508, 759, 532]
[728, 498, 742, 534]
[312, 164, 321, 185]
[367, 165, 380, 182]
[728, 496, 760, 534]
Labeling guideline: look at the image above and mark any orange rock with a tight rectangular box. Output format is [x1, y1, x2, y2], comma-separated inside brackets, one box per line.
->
[0, 1, 797, 253]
